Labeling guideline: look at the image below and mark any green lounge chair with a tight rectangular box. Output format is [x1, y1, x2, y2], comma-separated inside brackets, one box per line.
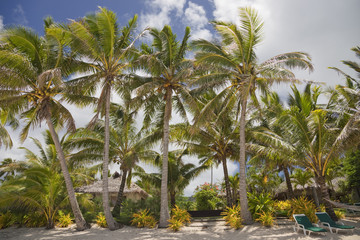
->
[293, 214, 327, 236]
[315, 212, 355, 234]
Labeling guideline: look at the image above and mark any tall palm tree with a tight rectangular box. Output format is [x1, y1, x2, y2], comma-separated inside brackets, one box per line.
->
[0, 26, 88, 230]
[248, 91, 296, 198]
[279, 86, 360, 220]
[132, 26, 196, 227]
[67, 103, 157, 217]
[191, 7, 313, 223]
[134, 149, 206, 208]
[53, 8, 146, 229]
[175, 91, 240, 206]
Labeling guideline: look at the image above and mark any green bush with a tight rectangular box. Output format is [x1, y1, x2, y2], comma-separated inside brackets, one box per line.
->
[57, 211, 73, 228]
[248, 192, 274, 217]
[0, 211, 15, 229]
[23, 211, 47, 227]
[221, 205, 242, 229]
[194, 183, 223, 210]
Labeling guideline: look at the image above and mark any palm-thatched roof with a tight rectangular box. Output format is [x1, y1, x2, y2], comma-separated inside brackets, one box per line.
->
[76, 176, 149, 198]
[275, 177, 345, 195]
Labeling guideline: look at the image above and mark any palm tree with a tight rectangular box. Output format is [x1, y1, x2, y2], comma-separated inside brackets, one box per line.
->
[279, 86, 360, 220]
[0, 26, 88, 230]
[228, 173, 240, 204]
[175, 91, 240, 207]
[291, 168, 313, 195]
[67, 102, 157, 217]
[134, 149, 206, 208]
[0, 110, 18, 149]
[53, 8, 146, 229]
[191, 7, 313, 223]
[0, 133, 95, 229]
[248, 91, 296, 198]
[132, 26, 196, 227]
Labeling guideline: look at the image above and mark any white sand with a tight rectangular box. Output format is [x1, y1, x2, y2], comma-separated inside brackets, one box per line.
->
[1, 218, 359, 240]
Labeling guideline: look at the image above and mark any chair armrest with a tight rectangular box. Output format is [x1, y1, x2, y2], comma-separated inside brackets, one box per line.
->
[321, 222, 331, 227]
[298, 224, 305, 229]
[336, 221, 344, 225]
[313, 223, 319, 227]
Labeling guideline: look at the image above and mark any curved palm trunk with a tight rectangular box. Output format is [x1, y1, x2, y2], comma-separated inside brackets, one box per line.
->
[221, 155, 232, 206]
[103, 85, 119, 230]
[238, 99, 253, 224]
[317, 175, 338, 221]
[282, 165, 294, 199]
[112, 169, 128, 217]
[159, 88, 172, 228]
[46, 115, 89, 231]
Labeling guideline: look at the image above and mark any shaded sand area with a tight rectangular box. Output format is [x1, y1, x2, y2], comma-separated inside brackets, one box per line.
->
[1, 218, 359, 240]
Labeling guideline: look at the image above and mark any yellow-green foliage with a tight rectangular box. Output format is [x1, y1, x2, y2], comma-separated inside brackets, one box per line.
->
[167, 217, 183, 232]
[171, 205, 191, 224]
[167, 205, 191, 232]
[57, 211, 73, 228]
[96, 212, 107, 228]
[274, 200, 291, 213]
[131, 209, 157, 228]
[23, 212, 47, 227]
[221, 205, 243, 229]
[288, 197, 317, 223]
[0, 211, 15, 229]
[335, 209, 345, 219]
[256, 211, 275, 227]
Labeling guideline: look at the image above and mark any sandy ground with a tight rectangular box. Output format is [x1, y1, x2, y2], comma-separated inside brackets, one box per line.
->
[1, 217, 359, 240]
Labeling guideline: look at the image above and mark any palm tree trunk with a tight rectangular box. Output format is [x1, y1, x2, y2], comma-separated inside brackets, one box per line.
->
[282, 165, 295, 199]
[45, 115, 89, 231]
[103, 85, 119, 230]
[238, 99, 253, 224]
[317, 175, 338, 221]
[112, 169, 128, 217]
[221, 155, 232, 206]
[159, 88, 172, 228]
[170, 191, 176, 208]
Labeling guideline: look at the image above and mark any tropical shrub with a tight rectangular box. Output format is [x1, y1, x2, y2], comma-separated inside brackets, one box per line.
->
[194, 183, 223, 210]
[221, 205, 243, 229]
[288, 197, 317, 223]
[171, 205, 191, 225]
[167, 218, 183, 232]
[96, 212, 107, 228]
[248, 192, 274, 217]
[335, 209, 345, 219]
[256, 211, 275, 227]
[23, 212, 47, 227]
[57, 211, 73, 228]
[274, 200, 291, 216]
[131, 209, 157, 228]
[0, 211, 15, 229]
[167, 205, 191, 232]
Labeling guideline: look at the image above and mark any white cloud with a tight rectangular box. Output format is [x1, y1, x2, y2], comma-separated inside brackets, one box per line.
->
[183, 1, 212, 40]
[139, 0, 186, 30]
[13, 4, 28, 26]
[0, 16, 3, 30]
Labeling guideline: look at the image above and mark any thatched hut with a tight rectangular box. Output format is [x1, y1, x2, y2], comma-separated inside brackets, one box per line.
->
[275, 177, 346, 204]
[76, 174, 149, 205]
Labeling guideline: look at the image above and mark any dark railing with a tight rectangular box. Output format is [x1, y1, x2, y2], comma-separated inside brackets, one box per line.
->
[187, 210, 223, 218]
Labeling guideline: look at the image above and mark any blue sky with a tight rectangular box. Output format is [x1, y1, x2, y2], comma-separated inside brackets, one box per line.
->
[1, 0, 359, 195]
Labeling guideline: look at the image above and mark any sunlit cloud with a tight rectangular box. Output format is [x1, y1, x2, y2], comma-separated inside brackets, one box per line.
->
[12, 4, 28, 26]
